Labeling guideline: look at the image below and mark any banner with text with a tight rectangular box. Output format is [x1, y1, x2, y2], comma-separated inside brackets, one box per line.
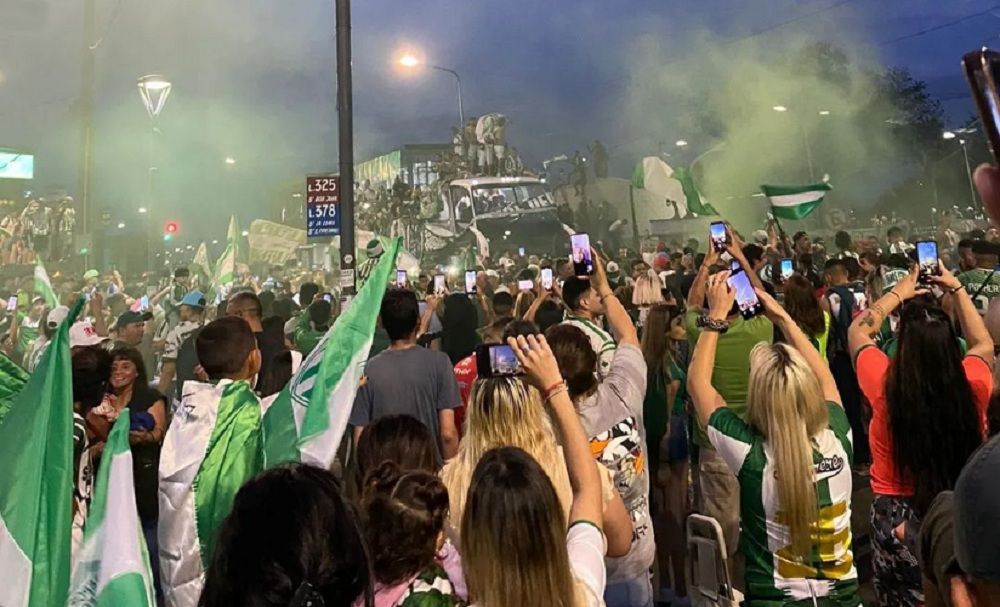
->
[248, 220, 307, 265]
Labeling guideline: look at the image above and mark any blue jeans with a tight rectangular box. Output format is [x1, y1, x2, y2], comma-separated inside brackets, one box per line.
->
[605, 574, 655, 607]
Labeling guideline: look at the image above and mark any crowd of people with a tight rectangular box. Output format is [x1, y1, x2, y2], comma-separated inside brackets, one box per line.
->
[4, 163, 1000, 607]
[0, 196, 77, 263]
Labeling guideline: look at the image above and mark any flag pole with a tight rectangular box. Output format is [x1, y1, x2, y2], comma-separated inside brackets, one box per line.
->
[628, 184, 640, 253]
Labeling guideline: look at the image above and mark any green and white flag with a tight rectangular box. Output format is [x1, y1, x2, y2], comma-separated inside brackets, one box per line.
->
[211, 216, 238, 292]
[670, 166, 717, 216]
[191, 242, 213, 289]
[158, 380, 263, 607]
[631, 157, 717, 216]
[68, 411, 155, 607]
[0, 298, 79, 607]
[0, 350, 29, 424]
[761, 182, 832, 220]
[34, 259, 59, 308]
[263, 237, 401, 468]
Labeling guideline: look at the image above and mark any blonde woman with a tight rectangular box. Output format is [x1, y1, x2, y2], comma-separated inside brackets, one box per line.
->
[440, 373, 633, 557]
[687, 272, 861, 607]
[461, 334, 608, 607]
[632, 269, 665, 327]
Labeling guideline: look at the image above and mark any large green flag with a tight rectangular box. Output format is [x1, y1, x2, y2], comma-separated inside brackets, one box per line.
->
[68, 410, 156, 606]
[0, 298, 80, 606]
[670, 167, 718, 216]
[34, 259, 59, 308]
[761, 182, 832, 220]
[0, 351, 29, 424]
[211, 216, 238, 292]
[158, 379, 263, 606]
[263, 238, 401, 468]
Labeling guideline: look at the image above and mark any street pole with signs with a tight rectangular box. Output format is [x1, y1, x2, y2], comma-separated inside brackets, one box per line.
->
[336, 0, 356, 298]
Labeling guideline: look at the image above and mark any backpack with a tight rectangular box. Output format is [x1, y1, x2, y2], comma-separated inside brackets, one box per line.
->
[174, 328, 203, 402]
[826, 285, 859, 356]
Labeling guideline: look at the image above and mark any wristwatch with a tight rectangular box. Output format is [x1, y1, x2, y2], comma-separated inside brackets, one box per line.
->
[696, 314, 730, 334]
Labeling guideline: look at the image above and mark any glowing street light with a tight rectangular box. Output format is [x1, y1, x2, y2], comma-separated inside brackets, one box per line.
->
[225, 156, 236, 165]
[117, 222, 126, 229]
[241, 230, 249, 237]
[818, 110, 831, 116]
[772, 105, 788, 112]
[212, 239, 219, 245]
[137, 74, 172, 119]
[942, 131, 957, 140]
[675, 139, 689, 147]
[396, 49, 464, 125]
[138, 207, 147, 214]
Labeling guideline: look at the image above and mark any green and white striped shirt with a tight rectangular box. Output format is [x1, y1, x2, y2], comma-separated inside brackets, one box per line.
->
[707, 404, 861, 607]
[562, 315, 616, 378]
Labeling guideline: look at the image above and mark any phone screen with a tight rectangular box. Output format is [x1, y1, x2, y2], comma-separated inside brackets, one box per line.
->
[710, 222, 728, 252]
[780, 259, 794, 282]
[476, 343, 523, 378]
[140, 295, 150, 311]
[5, 296, 17, 312]
[434, 274, 446, 295]
[396, 270, 407, 288]
[518, 247, 526, 257]
[322, 293, 333, 303]
[570, 233, 593, 276]
[727, 262, 762, 319]
[541, 267, 554, 291]
[518, 279, 533, 291]
[916, 241, 940, 281]
[465, 271, 478, 295]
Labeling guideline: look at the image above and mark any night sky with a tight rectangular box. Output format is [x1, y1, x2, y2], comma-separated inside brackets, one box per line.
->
[1, 0, 997, 239]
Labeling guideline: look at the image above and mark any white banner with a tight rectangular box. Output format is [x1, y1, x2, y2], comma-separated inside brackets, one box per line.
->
[248, 220, 307, 265]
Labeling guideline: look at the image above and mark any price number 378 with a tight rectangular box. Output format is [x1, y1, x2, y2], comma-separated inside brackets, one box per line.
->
[308, 203, 336, 220]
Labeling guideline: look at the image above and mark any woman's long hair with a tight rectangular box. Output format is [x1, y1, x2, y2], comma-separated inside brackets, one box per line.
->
[360, 461, 449, 587]
[745, 342, 829, 558]
[886, 296, 983, 514]
[633, 270, 665, 308]
[641, 304, 677, 392]
[200, 464, 372, 607]
[440, 378, 572, 539]
[440, 293, 479, 365]
[461, 447, 584, 607]
[783, 275, 825, 337]
[514, 290, 536, 319]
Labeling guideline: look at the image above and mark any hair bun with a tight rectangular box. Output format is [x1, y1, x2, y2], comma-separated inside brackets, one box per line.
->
[362, 460, 403, 497]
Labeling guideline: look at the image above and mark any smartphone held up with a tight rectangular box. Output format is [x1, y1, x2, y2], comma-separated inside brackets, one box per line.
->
[710, 221, 729, 253]
[963, 48, 1000, 164]
[475, 343, 523, 378]
[570, 233, 594, 276]
[916, 240, 940, 283]
[727, 260, 762, 320]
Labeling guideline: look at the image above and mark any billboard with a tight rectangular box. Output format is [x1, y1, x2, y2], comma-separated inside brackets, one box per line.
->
[0, 151, 33, 180]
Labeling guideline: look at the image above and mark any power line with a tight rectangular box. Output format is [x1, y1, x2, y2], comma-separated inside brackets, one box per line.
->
[877, 4, 1000, 46]
[89, 0, 129, 50]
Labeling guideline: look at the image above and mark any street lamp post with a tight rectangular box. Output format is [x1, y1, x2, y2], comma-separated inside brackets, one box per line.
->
[398, 53, 464, 126]
[773, 105, 825, 182]
[137, 74, 172, 273]
[943, 130, 981, 211]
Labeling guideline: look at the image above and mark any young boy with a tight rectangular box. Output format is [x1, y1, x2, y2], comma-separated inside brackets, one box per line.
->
[158, 316, 263, 607]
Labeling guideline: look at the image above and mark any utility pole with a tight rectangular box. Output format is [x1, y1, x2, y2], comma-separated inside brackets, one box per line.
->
[78, 0, 97, 268]
[336, 0, 356, 298]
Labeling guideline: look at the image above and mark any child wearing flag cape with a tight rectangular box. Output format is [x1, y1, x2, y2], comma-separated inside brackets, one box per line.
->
[157, 316, 264, 607]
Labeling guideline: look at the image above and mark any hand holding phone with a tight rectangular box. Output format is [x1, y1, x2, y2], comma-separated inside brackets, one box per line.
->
[570, 233, 594, 276]
[5, 296, 17, 312]
[779, 258, 794, 283]
[727, 261, 762, 319]
[396, 270, 407, 288]
[475, 343, 523, 377]
[915, 240, 941, 284]
[710, 221, 730, 253]
[541, 267, 554, 291]
[433, 274, 446, 295]
[518, 279, 533, 291]
[465, 270, 478, 295]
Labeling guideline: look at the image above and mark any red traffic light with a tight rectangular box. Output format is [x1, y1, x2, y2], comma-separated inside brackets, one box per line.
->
[164, 221, 179, 234]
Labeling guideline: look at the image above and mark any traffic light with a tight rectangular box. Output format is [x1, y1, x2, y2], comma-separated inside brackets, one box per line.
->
[163, 221, 179, 241]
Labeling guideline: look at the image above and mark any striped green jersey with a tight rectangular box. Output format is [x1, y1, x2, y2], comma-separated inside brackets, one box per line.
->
[707, 404, 861, 607]
[563, 315, 616, 378]
[958, 268, 1000, 316]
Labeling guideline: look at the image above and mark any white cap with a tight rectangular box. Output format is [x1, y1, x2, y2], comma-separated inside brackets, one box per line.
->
[69, 321, 108, 348]
[46, 305, 70, 330]
[606, 261, 620, 274]
[485, 269, 500, 279]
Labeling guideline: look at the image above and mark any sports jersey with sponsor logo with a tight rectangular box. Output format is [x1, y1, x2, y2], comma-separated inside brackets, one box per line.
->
[706, 404, 861, 607]
[958, 268, 1000, 316]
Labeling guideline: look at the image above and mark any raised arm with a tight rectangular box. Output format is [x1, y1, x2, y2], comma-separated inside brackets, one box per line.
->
[591, 248, 638, 347]
[930, 262, 995, 363]
[756, 287, 841, 405]
[686, 238, 721, 311]
[686, 272, 732, 429]
[509, 334, 602, 527]
[848, 267, 923, 360]
[727, 225, 765, 292]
